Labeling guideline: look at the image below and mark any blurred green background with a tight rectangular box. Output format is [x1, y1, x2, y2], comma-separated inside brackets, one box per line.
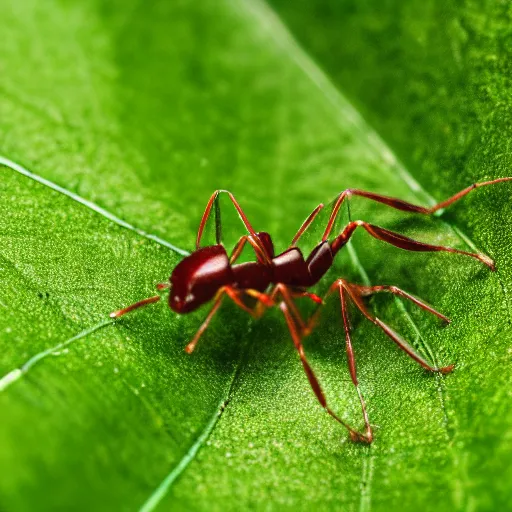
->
[1, 0, 511, 510]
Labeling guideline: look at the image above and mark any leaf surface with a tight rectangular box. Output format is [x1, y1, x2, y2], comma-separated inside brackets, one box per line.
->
[1, 0, 511, 510]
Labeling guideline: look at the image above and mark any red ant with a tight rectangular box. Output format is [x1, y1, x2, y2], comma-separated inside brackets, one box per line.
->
[110, 178, 511, 443]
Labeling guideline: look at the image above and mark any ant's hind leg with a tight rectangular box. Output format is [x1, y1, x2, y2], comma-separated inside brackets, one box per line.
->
[342, 282, 454, 374]
[331, 221, 495, 270]
[280, 301, 372, 443]
[355, 284, 450, 323]
[339, 286, 373, 442]
[322, 178, 512, 240]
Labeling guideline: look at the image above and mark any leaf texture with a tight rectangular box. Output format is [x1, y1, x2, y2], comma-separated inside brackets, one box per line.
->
[1, 0, 511, 510]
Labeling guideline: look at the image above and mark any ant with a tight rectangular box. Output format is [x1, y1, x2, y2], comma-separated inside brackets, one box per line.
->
[110, 177, 511, 443]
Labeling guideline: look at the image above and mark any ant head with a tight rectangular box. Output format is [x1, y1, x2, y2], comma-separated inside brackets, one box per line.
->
[169, 245, 232, 313]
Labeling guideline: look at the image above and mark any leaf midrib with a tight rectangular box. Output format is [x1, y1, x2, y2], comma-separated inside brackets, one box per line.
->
[0, 156, 190, 256]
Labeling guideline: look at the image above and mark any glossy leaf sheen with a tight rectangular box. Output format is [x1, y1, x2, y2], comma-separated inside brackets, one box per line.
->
[1, 0, 511, 510]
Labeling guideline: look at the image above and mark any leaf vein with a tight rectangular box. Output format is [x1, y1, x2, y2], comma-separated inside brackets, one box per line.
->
[0, 318, 113, 392]
[0, 156, 190, 257]
[138, 345, 244, 511]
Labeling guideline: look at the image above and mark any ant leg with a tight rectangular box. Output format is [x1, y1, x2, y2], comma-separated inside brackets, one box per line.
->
[230, 236, 249, 264]
[197, 190, 257, 247]
[224, 287, 274, 316]
[281, 288, 324, 336]
[110, 295, 161, 318]
[241, 287, 279, 320]
[322, 178, 512, 240]
[339, 281, 454, 374]
[280, 301, 372, 443]
[339, 285, 373, 442]
[254, 284, 320, 335]
[291, 203, 325, 246]
[354, 284, 450, 323]
[331, 220, 495, 270]
[110, 282, 173, 318]
[269, 284, 311, 333]
[185, 294, 224, 354]
[185, 286, 274, 353]
[288, 290, 324, 305]
[229, 235, 271, 265]
[196, 190, 272, 264]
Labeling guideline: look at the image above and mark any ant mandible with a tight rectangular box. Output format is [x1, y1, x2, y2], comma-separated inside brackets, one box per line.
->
[110, 177, 512, 444]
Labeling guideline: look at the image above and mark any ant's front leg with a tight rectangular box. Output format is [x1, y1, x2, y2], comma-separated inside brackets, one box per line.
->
[110, 295, 161, 318]
[290, 203, 325, 246]
[196, 190, 273, 264]
[184, 286, 274, 354]
[229, 235, 273, 266]
[109, 283, 172, 318]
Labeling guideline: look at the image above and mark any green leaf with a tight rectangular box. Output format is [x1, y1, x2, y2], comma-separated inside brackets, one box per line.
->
[1, 0, 511, 510]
